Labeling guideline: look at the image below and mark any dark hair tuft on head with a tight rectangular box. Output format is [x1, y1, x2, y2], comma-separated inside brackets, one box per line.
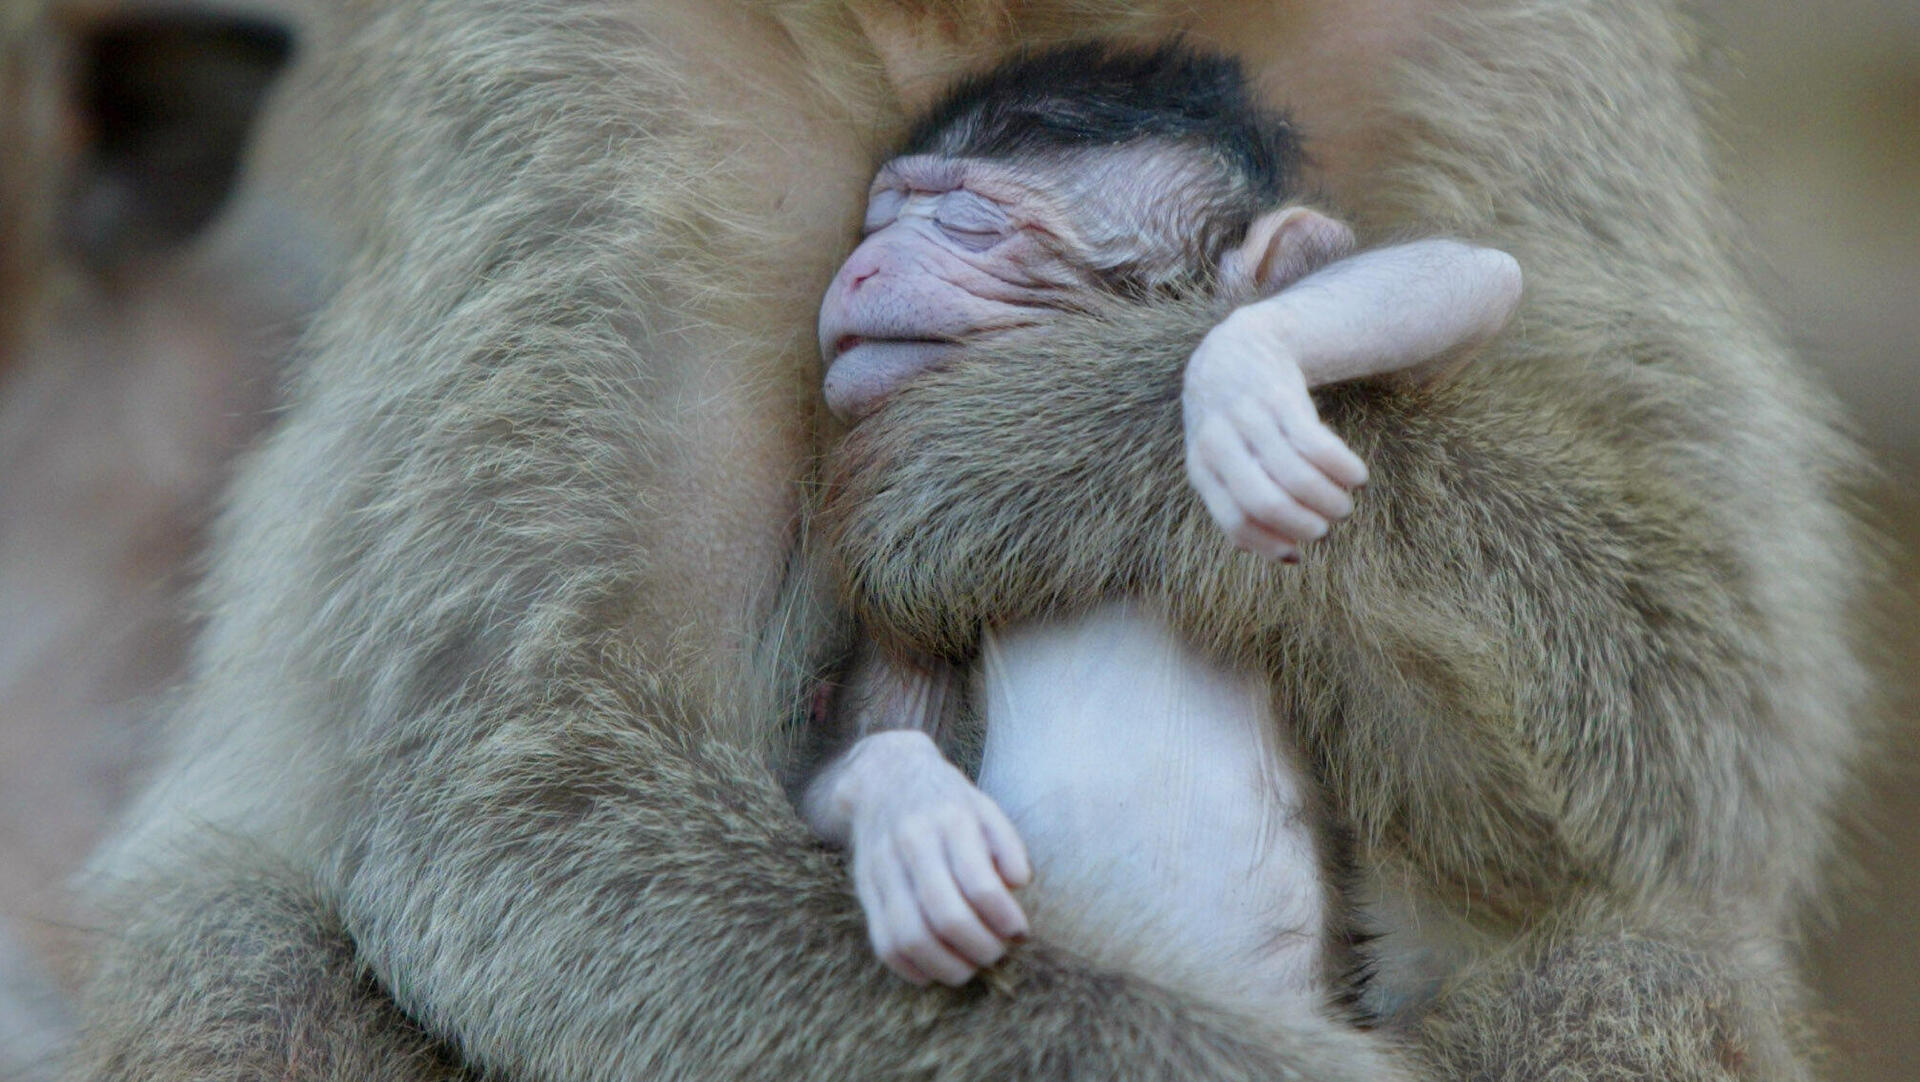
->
[903, 40, 1301, 208]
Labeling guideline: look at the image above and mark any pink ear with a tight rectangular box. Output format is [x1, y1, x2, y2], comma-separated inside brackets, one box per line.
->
[1229, 207, 1357, 296]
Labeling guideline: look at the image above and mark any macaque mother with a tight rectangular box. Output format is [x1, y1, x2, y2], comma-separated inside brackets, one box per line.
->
[68, 1, 1866, 1081]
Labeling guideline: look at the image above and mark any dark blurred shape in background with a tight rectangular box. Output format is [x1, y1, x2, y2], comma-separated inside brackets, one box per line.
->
[0, 1, 1912, 1079]
[0, 2, 327, 1079]
[63, 11, 292, 268]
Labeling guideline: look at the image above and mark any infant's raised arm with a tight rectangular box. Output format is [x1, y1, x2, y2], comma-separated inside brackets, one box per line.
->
[1235, 236, 1523, 388]
[1186, 230, 1523, 560]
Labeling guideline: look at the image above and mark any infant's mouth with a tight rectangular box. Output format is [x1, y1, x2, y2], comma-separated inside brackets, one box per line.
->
[831, 334, 955, 360]
[821, 338, 965, 421]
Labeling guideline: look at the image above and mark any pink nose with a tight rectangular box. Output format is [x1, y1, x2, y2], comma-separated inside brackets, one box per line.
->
[840, 249, 882, 292]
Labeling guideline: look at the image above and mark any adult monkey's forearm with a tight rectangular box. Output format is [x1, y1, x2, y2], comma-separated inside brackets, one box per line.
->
[65, 842, 479, 1082]
[826, 298, 1591, 906]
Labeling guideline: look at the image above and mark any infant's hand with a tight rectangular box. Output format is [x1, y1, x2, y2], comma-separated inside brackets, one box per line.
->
[833, 731, 1032, 987]
[1183, 306, 1370, 561]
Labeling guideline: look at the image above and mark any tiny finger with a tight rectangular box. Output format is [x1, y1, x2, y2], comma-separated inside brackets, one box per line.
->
[1234, 408, 1353, 520]
[947, 830, 1029, 941]
[1215, 451, 1330, 544]
[882, 858, 977, 986]
[911, 867, 1007, 970]
[975, 799, 1032, 889]
[1267, 389, 1369, 488]
[1197, 423, 1325, 539]
[858, 860, 928, 986]
[1190, 447, 1250, 538]
[1199, 462, 1303, 561]
[1292, 423, 1370, 490]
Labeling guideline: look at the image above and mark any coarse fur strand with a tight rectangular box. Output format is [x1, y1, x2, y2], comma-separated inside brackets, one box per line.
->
[61, 841, 472, 1082]
[61, 1, 1869, 1081]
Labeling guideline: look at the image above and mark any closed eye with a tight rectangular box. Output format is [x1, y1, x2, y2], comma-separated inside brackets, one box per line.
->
[934, 191, 1011, 249]
[937, 223, 1005, 248]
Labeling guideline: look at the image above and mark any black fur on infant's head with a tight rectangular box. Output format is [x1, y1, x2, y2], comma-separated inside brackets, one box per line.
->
[902, 41, 1304, 286]
[904, 40, 1301, 217]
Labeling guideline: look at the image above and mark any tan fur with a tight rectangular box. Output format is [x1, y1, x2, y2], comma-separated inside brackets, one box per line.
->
[63, 840, 471, 1082]
[62, 0, 1867, 1080]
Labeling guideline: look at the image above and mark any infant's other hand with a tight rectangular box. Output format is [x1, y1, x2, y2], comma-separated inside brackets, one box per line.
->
[1183, 308, 1369, 561]
[840, 732, 1031, 987]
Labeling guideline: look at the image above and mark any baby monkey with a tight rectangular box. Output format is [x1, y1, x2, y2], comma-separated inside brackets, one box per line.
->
[805, 44, 1522, 1009]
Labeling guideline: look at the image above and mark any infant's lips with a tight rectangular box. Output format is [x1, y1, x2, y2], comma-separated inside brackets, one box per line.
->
[822, 339, 962, 422]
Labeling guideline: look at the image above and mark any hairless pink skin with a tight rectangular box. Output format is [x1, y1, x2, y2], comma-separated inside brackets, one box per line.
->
[975, 602, 1329, 1011]
[803, 606, 1334, 1004]
[808, 153, 1524, 991]
[819, 155, 1106, 422]
[801, 656, 1032, 987]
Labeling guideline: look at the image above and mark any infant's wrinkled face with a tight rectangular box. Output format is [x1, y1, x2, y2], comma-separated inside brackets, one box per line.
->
[815, 153, 1104, 422]
[815, 137, 1249, 423]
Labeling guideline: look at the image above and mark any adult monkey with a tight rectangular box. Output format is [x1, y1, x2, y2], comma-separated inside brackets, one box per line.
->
[65, 3, 1866, 1082]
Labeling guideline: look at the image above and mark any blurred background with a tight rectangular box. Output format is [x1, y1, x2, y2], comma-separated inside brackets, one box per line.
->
[1707, 3, 1920, 1078]
[0, 1, 1914, 1079]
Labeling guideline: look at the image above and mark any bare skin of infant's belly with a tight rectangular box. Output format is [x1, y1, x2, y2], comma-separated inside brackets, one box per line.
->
[975, 602, 1327, 1012]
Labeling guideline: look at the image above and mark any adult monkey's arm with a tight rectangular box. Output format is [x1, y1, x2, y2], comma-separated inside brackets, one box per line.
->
[67, 1, 1407, 1080]
[826, 3, 1865, 1078]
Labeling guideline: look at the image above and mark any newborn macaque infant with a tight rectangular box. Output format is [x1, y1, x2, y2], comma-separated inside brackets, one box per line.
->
[803, 44, 1521, 1012]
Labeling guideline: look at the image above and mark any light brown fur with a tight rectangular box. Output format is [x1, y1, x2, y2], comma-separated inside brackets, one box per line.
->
[62, 1, 1867, 1080]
